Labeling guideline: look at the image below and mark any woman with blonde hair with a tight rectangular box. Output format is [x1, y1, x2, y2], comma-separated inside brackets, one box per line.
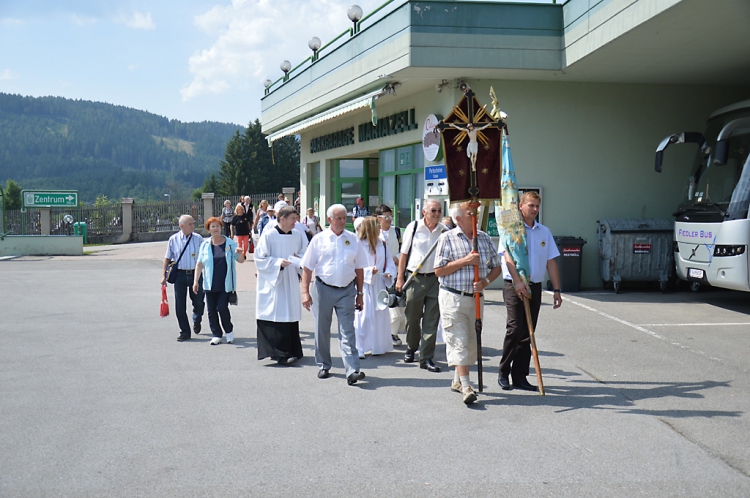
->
[354, 217, 397, 357]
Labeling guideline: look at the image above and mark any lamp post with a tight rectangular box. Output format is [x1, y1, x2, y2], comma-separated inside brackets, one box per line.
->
[164, 192, 170, 204]
[348, 5, 363, 34]
[308, 37, 321, 62]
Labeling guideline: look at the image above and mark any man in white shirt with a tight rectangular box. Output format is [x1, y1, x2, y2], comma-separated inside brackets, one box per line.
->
[301, 204, 369, 385]
[499, 191, 562, 391]
[395, 199, 448, 372]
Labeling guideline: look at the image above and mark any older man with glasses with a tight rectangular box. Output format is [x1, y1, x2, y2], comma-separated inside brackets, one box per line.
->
[396, 199, 448, 372]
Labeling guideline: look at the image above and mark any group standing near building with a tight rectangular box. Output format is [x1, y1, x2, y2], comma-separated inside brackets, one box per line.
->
[162, 192, 562, 404]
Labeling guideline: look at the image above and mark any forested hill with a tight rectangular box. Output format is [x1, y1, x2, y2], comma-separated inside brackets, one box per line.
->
[0, 93, 244, 203]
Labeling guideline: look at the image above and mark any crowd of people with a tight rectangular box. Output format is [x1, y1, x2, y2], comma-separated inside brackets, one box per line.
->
[161, 192, 562, 404]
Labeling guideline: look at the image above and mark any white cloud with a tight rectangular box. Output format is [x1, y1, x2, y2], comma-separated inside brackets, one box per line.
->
[128, 64, 138, 72]
[181, 0, 384, 101]
[120, 11, 156, 30]
[1, 18, 24, 26]
[0, 69, 19, 80]
[70, 14, 98, 26]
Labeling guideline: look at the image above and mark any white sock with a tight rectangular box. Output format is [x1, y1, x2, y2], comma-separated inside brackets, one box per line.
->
[460, 375, 472, 390]
[454, 369, 461, 383]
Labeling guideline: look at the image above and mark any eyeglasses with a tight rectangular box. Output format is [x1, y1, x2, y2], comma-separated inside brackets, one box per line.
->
[378, 216, 393, 221]
[429, 209, 442, 213]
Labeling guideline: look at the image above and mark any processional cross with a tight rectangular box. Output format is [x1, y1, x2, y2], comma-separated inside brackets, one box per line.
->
[437, 87, 506, 199]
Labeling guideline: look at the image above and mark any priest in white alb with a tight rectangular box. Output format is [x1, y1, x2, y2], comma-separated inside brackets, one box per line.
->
[254, 205, 308, 364]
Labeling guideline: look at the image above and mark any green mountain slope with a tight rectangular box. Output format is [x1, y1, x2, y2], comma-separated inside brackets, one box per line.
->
[0, 93, 244, 203]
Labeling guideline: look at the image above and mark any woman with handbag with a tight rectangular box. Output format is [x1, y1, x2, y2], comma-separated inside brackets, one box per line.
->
[193, 217, 245, 345]
[354, 217, 397, 357]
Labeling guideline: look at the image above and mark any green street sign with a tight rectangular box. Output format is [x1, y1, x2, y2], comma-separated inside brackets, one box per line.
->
[22, 190, 78, 208]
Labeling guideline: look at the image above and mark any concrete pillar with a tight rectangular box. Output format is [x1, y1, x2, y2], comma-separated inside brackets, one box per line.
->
[40, 208, 51, 235]
[121, 198, 134, 235]
[201, 192, 215, 220]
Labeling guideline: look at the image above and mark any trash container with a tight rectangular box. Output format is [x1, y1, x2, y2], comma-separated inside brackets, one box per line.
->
[73, 222, 88, 244]
[548, 236, 587, 292]
[597, 218, 674, 293]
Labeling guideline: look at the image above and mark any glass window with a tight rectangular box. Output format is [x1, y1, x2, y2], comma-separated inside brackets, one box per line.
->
[380, 149, 395, 173]
[340, 159, 364, 178]
[415, 170, 424, 201]
[310, 161, 320, 180]
[341, 182, 360, 224]
[397, 146, 412, 171]
[412, 144, 424, 171]
[382, 176, 395, 212]
[369, 158, 379, 178]
[397, 174, 413, 226]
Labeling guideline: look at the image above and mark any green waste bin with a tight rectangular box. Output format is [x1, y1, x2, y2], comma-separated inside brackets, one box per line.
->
[73, 222, 88, 244]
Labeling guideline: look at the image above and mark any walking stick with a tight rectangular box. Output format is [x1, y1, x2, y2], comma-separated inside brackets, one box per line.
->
[469, 201, 483, 392]
[523, 297, 545, 396]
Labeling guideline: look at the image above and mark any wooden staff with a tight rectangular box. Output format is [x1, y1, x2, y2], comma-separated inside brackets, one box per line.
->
[469, 200, 483, 392]
[523, 298, 545, 396]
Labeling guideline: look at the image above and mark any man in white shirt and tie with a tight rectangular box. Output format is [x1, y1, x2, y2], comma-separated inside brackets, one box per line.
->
[301, 204, 369, 385]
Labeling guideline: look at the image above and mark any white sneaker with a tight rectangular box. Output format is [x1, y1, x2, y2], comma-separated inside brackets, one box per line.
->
[391, 334, 402, 346]
[226, 332, 234, 344]
[210, 337, 221, 345]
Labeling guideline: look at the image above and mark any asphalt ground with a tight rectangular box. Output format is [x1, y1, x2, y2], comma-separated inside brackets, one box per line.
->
[2, 241, 750, 496]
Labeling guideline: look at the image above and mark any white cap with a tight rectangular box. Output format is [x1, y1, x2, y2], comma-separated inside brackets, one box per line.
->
[273, 201, 288, 212]
[353, 216, 365, 232]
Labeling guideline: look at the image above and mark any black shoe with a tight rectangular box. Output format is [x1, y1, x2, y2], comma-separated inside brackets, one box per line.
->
[404, 349, 416, 363]
[512, 377, 539, 392]
[317, 369, 330, 379]
[420, 359, 441, 373]
[347, 371, 365, 385]
[498, 375, 511, 390]
[193, 322, 201, 335]
[176, 336, 191, 342]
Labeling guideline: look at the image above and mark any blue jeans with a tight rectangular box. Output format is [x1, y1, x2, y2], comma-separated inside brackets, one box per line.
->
[174, 270, 204, 337]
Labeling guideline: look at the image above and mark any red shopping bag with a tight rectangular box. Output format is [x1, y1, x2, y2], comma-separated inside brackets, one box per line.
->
[248, 239, 255, 254]
[160, 285, 169, 317]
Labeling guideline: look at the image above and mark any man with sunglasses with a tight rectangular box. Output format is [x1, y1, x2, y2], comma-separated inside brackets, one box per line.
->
[396, 199, 448, 372]
[375, 204, 404, 347]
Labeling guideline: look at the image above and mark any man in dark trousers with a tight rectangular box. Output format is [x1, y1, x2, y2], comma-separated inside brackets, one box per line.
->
[395, 199, 448, 373]
[161, 215, 205, 342]
[499, 191, 562, 391]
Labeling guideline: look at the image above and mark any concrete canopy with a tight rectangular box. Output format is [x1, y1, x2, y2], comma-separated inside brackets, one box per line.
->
[261, 0, 750, 135]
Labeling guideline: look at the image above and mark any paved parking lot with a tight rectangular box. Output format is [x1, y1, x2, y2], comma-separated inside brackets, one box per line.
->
[2, 241, 750, 496]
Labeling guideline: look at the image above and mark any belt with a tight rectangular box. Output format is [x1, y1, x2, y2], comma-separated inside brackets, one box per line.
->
[440, 285, 482, 298]
[407, 270, 435, 277]
[178, 269, 195, 273]
[504, 279, 541, 285]
[316, 276, 352, 289]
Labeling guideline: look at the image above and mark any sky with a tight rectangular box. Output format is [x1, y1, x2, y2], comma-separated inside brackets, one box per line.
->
[0, 0, 555, 126]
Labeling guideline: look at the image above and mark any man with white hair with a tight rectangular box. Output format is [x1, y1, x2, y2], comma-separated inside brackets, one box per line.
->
[301, 204, 368, 385]
[161, 215, 205, 342]
[434, 202, 503, 404]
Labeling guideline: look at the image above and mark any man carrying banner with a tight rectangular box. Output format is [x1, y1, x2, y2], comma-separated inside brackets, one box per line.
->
[498, 191, 562, 391]
[434, 202, 503, 404]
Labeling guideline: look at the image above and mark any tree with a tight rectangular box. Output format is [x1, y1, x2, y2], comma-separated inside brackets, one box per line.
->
[216, 119, 300, 196]
[94, 194, 109, 207]
[3, 179, 22, 210]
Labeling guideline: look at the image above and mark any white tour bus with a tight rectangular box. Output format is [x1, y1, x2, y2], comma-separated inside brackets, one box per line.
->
[655, 99, 750, 292]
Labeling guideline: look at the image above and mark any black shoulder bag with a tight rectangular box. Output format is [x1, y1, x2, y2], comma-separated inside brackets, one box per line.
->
[164, 234, 192, 284]
[228, 250, 238, 305]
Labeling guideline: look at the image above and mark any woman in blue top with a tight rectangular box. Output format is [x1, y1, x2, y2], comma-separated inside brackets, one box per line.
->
[193, 217, 245, 345]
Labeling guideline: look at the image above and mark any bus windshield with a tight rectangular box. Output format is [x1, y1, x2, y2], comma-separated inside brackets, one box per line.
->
[680, 107, 750, 219]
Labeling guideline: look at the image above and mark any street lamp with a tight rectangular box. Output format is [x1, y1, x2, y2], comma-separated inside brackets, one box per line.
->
[280, 60, 292, 81]
[164, 193, 170, 203]
[348, 5, 363, 34]
[308, 37, 321, 62]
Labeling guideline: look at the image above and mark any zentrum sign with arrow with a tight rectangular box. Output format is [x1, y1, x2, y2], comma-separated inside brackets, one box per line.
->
[22, 190, 78, 208]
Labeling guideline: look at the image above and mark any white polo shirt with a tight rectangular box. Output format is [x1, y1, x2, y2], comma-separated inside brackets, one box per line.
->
[400, 219, 447, 273]
[500, 221, 559, 283]
[301, 228, 368, 287]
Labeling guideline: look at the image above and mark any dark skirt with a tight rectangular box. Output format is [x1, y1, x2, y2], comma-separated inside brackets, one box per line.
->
[256, 320, 303, 361]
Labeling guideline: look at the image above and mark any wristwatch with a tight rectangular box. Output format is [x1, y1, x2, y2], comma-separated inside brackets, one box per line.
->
[553, 289, 561, 293]
[483, 277, 491, 285]
[357, 291, 364, 295]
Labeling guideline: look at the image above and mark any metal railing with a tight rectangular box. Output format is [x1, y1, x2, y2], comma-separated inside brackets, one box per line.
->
[79, 205, 124, 236]
[132, 200, 203, 234]
[210, 193, 282, 219]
